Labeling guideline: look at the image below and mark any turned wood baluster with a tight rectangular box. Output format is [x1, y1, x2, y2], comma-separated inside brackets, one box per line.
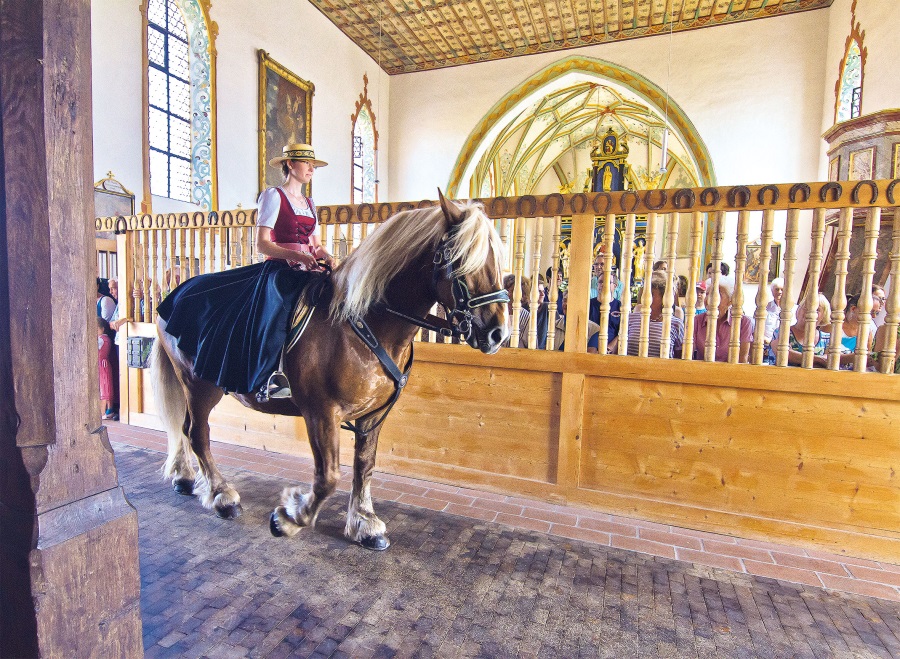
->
[331, 224, 341, 266]
[596, 213, 616, 355]
[685, 211, 705, 362]
[346, 218, 356, 257]
[776, 209, 800, 367]
[499, 217, 512, 273]
[854, 207, 881, 372]
[177, 228, 187, 282]
[545, 215, 562, 351]
[617, 212, 636, 356]
[637, 212, 660, 358]
[750, 209, 775, 365]
[801, 208, 828, 369]
[198, 224, 207, 276]
[527, 217, 543, 349]
[659, 213, 679, 359]
[148, 227, 159, 323]
[880, 213, 900, 374]
[731, 210, 750, 363]
[703, 211, 725, 362]
[217, 226, 226, 273]
[510, 217, 526, 348]
[140, 229, 151, 323]
[827, 207, 853, 371]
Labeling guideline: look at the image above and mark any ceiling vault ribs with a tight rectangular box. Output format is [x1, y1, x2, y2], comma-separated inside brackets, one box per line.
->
[307, 0, 832, 74]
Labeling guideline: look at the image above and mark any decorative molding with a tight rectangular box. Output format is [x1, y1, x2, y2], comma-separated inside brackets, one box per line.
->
[350, 73, 379, 203]
[832, 0, 867, 125]
[446, 56, 715, 197]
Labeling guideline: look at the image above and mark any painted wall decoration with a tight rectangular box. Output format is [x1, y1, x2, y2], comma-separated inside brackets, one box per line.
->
[893, 144, 900, 178]
[258, 50, 314, 193]
[848, 147, 874, 181]
[829, 156, 840, 182]
[743, 241, 781, 285]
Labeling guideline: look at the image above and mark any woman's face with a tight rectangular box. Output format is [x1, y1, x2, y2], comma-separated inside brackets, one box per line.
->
[872, 288, 886, 315]
[771, 283, 783, 305]
[109, 280, 118, 299]
[288, 160, 315, 185]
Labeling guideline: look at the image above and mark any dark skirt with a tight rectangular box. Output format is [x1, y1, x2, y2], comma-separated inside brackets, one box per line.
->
[157, 260, 310, 394]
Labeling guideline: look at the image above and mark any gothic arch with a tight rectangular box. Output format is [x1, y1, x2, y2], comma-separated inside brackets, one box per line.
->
[446, 55, 715, 198]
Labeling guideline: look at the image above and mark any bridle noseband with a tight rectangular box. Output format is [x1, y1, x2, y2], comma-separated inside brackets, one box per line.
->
[386, 229, 509, 342]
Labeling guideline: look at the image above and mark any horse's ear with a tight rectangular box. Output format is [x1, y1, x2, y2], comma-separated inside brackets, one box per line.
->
[438, 188, 464, 226]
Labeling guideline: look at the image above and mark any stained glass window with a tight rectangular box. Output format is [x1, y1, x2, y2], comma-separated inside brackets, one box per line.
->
[837, 40, 862, 123]
[352, 107, 377, 204]
[147, 0, 192, 202]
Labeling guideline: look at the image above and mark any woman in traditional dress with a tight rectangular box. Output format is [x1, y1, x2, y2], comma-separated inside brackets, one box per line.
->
[157, 143, 334, 401]
[98, 316, 118, 420]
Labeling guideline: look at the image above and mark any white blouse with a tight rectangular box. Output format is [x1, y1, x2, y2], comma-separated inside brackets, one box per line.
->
[256, 187, 315, 229]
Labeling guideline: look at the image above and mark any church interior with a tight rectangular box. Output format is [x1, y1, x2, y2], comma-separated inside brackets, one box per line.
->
[3, 0, 900, 655]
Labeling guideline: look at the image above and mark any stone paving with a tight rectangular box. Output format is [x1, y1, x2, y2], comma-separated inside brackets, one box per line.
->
[116, 444, 900, 659]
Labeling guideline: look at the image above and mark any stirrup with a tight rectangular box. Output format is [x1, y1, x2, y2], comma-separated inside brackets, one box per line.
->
[256, 371, 292, 402]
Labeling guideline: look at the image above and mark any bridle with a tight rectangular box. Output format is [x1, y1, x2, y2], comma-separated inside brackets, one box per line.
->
[384, 228, 509, 343]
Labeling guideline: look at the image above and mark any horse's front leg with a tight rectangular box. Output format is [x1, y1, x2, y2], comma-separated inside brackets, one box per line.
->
[270, 414, 341, 538]
[344, 424, 390, 551]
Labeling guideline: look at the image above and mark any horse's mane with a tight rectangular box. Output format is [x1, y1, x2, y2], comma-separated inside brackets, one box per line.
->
[329, 201, 503, 322]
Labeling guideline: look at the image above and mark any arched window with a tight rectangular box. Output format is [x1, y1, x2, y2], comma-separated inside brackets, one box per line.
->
[351, 75, 378, 204]
[837, 40, 862, 122]
[144, 0, 218, 209]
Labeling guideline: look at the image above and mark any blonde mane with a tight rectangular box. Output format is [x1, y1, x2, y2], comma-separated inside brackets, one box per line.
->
[329, 202, 504, 322]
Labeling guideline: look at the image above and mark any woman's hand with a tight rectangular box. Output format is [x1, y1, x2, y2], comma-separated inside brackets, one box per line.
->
[288, 252, 318, 271]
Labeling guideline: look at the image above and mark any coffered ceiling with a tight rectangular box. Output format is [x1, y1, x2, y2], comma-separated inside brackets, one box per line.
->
[308, 0, 832, 74]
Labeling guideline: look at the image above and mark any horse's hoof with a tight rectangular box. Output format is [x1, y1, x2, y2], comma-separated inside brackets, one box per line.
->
[270, 511, 284, 537]
[173, 478, 194, 496]
[215, 503, 242, 520]
[359, 535, 390, 551]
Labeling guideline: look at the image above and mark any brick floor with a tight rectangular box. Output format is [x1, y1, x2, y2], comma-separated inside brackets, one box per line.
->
[112, 436, 900, 658]
[108, 421, 900, 607]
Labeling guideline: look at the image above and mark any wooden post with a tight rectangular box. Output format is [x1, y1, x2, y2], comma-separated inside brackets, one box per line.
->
[751, 209, 775, 364]
[827, 207, 853, 370]
[855, 207, 881, 371]
[0, 0, 142, 655]
[555, 212, 593, 489]
[596, 213, 616, 355]
[545, 216, 561, 351]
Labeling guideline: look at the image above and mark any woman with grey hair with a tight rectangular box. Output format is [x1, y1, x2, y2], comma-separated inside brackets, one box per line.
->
[692, 274, 753, 362]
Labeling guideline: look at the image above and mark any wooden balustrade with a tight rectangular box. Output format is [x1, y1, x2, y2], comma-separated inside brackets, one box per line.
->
[99, 180, 900, 375]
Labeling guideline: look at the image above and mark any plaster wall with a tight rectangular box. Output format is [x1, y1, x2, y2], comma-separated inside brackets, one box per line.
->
[90, 0, 390, 212]
[819, 0, 900, 176]
[388, 10, 830, 202]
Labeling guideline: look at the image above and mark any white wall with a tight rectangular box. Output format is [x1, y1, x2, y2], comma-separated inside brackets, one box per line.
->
[388, 10, 830, 201]
[91, 0, 390, 212]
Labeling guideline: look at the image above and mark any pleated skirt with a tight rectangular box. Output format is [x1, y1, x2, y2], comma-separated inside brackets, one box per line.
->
[157, 260, 310, 394]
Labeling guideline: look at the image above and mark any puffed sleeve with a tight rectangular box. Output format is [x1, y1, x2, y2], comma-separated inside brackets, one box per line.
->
[257, 188, 281, 229]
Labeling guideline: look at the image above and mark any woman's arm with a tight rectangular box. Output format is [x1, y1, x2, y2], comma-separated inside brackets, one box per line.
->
[255, 226, 317, 268]
[308, 234, 335, 266]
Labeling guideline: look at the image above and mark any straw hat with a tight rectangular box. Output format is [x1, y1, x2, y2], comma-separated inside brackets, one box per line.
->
[268, 143, 328, 168]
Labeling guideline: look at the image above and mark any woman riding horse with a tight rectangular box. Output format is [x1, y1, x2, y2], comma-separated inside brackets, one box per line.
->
[152, 187, 509, 550]
[157, 143, 334, 402]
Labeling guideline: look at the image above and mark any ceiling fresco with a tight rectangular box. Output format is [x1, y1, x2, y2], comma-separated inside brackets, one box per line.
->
[308, 0, 833, 74]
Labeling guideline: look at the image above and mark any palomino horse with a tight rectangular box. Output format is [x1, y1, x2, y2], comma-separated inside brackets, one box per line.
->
[150, 195, 509, 550]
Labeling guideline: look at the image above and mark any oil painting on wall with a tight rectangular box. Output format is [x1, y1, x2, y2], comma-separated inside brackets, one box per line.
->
[258, 50, 313, 193]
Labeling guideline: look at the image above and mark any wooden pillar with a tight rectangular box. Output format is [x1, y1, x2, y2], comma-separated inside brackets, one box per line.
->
[0, 1, 143, 656]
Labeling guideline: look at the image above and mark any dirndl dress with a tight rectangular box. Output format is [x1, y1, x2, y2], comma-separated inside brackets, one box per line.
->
[157, 189, 317, 394]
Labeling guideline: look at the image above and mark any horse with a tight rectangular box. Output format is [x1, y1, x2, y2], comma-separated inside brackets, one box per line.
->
[150, 194, 509, 550]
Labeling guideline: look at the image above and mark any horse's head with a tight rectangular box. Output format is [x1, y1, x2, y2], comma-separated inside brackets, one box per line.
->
[435, 192, 509, 354]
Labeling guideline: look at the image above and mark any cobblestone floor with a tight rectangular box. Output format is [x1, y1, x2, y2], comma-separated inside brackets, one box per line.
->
[117, 445, 900, 659]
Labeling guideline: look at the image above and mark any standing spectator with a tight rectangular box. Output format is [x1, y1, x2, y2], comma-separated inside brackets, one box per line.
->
[693, 274, 753, 362]
[694, 279, 708, 316]
[96, 277, 116, 323]
[97, 317, 118, 420]
[626, 273, 684, 358]
[705, 261, 731, 279]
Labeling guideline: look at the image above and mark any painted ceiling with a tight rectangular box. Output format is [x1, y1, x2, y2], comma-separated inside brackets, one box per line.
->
[308, 0, 833, 74]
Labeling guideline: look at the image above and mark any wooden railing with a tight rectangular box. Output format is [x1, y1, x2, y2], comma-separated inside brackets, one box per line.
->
[101, 180, 900, 375]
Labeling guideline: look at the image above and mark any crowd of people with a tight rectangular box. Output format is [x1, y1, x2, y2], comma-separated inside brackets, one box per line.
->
[495, 253, 896, 372]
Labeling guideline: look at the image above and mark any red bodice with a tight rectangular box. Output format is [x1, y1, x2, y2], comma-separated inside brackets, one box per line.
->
[271, 188, 316, 247]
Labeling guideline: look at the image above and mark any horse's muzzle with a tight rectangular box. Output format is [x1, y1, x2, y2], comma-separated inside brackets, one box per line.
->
[469, 319, 508, 354]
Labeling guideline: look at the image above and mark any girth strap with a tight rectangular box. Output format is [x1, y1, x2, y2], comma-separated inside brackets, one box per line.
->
[341, 317, 413, 437]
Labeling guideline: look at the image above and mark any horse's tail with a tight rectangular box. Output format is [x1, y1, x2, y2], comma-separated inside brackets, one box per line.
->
[150, 335, 190, 479]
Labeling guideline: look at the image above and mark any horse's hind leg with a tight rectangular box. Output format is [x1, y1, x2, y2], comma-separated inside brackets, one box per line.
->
[344, 424, 390, 551]
[183, 383, 243, 519]
[166, 411, 196, 495]
[270, 414, 341, 538]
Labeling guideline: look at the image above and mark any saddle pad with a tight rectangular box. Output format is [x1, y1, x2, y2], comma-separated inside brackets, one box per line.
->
[286, 294, 315, 354]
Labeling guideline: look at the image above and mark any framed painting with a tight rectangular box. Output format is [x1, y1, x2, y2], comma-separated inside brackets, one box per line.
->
[828, 156, 840, 182]
[893, 143, 900, 178]
[258, 50, 314, 193]
[848, 146, 875, 181]
[743, 241, 781, 285]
